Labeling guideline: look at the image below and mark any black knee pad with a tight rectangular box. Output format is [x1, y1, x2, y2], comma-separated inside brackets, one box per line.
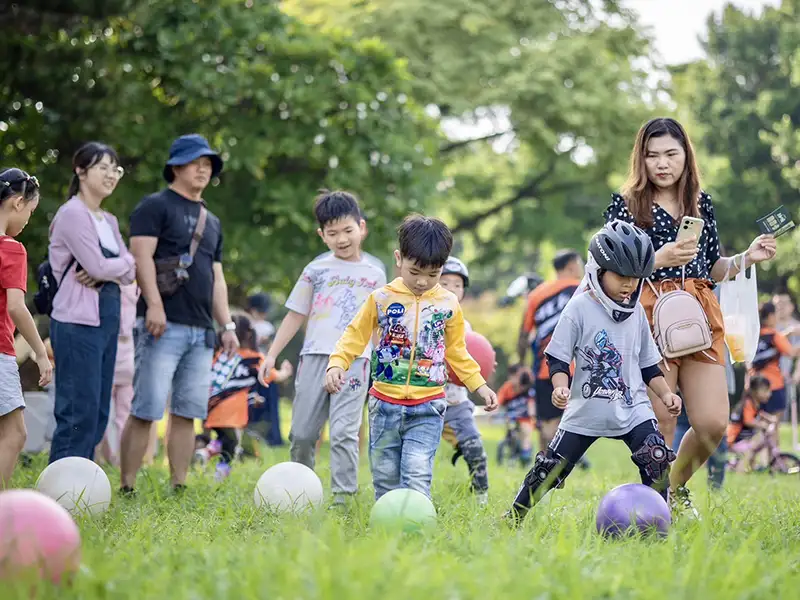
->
[526, 451, 568, 490]
[631, 433, 676, 482]
[511, 451, 569, 517]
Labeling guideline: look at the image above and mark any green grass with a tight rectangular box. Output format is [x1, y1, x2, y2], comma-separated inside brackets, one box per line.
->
[7, 420, 800, 599]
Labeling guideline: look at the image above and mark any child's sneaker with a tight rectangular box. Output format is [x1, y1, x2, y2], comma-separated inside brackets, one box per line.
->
[194, 439, 222, 465]
[476, 491, 489, 507]
[214, 462, 231, 482]
[669, 486, 700, 520]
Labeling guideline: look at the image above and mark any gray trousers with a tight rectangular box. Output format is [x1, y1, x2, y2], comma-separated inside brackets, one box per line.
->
[290, 354, 369, 495]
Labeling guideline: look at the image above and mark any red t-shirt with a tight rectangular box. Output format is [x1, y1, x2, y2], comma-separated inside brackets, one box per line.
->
[0, 237, 28, 356]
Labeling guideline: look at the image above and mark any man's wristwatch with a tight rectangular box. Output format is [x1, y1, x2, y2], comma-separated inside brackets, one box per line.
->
[224, 322, 236, 332]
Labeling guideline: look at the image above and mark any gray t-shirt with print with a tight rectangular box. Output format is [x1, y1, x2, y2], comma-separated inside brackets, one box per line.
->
[285, 254, 386, 357]
[545, 292, 662, 437]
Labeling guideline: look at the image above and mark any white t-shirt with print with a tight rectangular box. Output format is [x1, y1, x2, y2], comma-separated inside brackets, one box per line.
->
[285, 254, 386, 357]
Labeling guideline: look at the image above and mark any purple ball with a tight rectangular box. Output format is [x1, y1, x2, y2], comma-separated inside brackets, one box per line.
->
[596, 483, 671, 538]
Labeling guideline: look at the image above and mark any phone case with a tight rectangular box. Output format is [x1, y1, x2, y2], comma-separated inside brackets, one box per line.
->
[677, 218, 703, 242]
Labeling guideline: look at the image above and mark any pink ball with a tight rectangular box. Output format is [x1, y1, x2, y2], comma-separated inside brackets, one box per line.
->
[0, 489, 81, 584]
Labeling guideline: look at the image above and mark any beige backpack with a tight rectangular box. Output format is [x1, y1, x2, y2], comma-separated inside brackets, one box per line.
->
[646, 267, 714, 368]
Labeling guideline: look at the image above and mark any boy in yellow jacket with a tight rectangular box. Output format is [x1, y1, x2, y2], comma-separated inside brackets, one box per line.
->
[325, 215, 498, 500]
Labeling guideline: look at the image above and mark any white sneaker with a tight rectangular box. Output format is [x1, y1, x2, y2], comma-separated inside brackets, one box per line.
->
[476, 492, 489, 507]
[669, 486, 700, 521]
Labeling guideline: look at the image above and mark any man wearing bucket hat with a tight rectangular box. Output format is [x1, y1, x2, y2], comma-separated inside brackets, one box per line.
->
[120, 134, 238, 494]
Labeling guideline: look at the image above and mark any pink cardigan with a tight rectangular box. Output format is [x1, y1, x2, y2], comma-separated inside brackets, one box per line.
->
[49, 197, 136, 326]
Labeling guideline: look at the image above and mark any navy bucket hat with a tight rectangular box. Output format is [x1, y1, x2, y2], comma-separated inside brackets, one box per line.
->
[163, 134, 224, 183]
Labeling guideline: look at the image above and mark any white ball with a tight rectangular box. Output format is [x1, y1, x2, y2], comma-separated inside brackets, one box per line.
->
[36, 457, 111, 516]
[253, 462, 323, 514]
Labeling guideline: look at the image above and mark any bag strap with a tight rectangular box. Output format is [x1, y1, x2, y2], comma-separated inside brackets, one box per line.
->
[720, 252, 744, 284]
[646, 278, 659, 298]
[647, 265, 687, 298]
[59, 256, 77, 287]
[189, 207, 208, 259]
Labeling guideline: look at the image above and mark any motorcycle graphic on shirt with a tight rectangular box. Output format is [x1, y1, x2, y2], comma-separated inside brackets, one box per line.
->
[578, 329, 632, 405]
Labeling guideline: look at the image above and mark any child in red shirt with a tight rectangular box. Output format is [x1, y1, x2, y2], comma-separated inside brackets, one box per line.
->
[0, 169, 53, 486]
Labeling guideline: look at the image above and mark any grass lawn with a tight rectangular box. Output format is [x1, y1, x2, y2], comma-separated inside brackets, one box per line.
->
[7, 414, 800, 599]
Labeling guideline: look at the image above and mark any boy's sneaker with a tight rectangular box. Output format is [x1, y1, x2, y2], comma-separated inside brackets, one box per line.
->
[194, 439, 222, 465]
[214, 463, 231, 482]
[476, 491, 489, 507]
[669, 486, 700, 520]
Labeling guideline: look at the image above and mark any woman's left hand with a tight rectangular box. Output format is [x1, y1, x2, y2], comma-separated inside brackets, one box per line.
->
[746, 234, 777, 266]
[75, 270, 101, 288]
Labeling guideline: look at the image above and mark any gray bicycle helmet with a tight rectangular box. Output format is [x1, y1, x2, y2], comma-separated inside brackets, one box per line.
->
[442, 256, 469, 287]
[589, 220, 655, 279]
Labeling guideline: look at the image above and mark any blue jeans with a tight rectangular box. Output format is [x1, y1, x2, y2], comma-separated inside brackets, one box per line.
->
[49, 283, 121, 463]
[674, 412, 727, 490]
[130, 319, 214, 421]
[367, 395, 446, 500]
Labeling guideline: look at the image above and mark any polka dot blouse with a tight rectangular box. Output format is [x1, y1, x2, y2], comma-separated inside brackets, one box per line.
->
[603, 192, 722, 283]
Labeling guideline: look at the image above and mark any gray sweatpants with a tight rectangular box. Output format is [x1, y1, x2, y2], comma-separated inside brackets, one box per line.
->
[290, 354, 369, 495]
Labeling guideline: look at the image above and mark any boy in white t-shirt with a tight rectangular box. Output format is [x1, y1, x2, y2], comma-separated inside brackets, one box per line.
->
[260, 190, 386, 505]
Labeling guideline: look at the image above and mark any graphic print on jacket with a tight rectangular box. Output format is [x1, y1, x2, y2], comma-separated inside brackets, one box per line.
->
[374, 299, 453, 387]
[577, 329, 632, 405]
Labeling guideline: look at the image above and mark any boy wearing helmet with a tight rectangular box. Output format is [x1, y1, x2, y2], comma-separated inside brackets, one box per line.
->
[506, 220, 682, 525]
[439, 256, 491, 505]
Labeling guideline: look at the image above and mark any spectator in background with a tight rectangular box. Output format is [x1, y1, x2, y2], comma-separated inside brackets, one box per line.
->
[96, 282, 139, 466]
[773, 291, 800, 421]
[48, 143, 135, 463]
[120, 134, 238, 494]
[247, 292, 275, 354]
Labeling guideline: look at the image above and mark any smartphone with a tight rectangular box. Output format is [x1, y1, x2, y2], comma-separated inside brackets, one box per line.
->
[677, 216, 704, 244]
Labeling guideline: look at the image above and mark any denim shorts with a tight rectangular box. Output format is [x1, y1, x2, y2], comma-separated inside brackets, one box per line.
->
[131, 319, 214, 421]
[0, 354, 24, 417]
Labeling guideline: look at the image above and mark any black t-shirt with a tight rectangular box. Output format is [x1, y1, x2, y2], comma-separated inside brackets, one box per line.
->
[130, 188, 223, 328]
[603, 191, 722, 283]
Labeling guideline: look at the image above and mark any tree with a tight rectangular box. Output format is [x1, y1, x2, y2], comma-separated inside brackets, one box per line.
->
[1, 0, 440, 294]
[284, 0, 658, 290]
[670, 1, 800, 251]
[669, 0, 800, 290]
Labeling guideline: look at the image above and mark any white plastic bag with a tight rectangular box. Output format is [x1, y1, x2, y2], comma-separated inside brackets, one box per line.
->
[718, 255, 760, 364]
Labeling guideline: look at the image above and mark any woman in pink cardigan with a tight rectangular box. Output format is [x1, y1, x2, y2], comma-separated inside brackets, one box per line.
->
[48, 142, 136, 463]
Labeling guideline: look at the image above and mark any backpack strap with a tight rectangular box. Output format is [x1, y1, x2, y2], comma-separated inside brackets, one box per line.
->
[59, 256, 77, 286]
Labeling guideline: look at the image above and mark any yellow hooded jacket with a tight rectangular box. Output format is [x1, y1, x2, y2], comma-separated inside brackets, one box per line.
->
[327, 278, 486, 404]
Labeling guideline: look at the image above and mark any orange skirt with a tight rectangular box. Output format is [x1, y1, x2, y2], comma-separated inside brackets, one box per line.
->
[639, 278, 726, 367]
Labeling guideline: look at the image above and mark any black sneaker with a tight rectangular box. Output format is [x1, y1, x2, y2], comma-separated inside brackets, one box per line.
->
[119, 486, 137, 498]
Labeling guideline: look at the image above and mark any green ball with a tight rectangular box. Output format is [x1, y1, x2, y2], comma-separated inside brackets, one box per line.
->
[369, 488, 437, 533]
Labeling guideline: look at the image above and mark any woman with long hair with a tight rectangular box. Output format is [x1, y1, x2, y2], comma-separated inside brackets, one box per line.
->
[604, 117, 777, 516]
[48, 142, 136, 462]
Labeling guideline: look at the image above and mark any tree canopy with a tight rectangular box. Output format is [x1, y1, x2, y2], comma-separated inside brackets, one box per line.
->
[2, 0, 439, 296]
